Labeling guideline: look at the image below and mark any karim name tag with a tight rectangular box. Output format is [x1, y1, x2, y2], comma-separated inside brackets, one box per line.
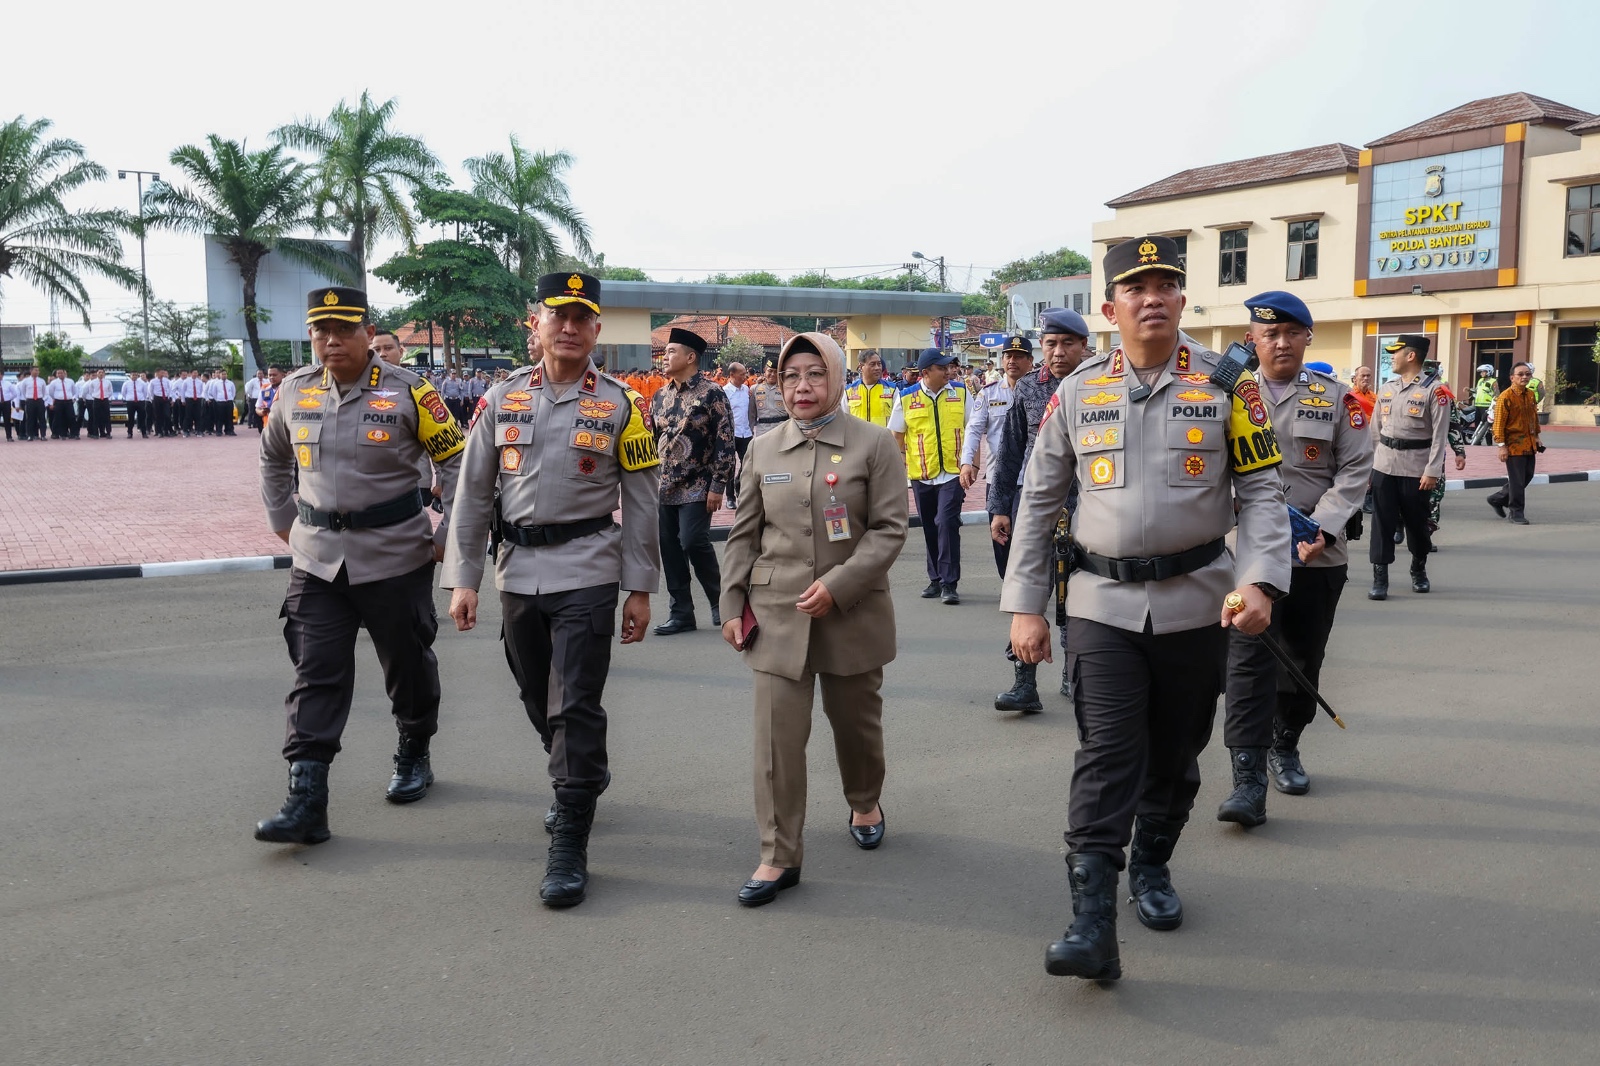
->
[763, 473, 791, 484]
[823, 504, 852, 542]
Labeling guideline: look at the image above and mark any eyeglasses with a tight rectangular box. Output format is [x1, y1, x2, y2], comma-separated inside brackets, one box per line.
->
[780, 369, 829, 387]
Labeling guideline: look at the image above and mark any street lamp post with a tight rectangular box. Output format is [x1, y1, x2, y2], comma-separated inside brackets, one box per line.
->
[119, 169, 160, 359]
[913, 251, 949, 349]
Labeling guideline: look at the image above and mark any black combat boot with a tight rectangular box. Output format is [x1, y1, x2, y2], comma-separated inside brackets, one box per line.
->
[995, 661, 1043, 713]
[254, 760, 331, 845]
[1267, 719, 1310, 795]
[1127, 818, 1185, 930]
[1410, 559, 1430, 594]
[1368, 564, 1389, 601]
[1045, 852, 1121, 980]
[386, 734, 434, 803]
[540, 799, 597, 907]
[1216, 747, 1268, 827]
[545, 769, 611, 834]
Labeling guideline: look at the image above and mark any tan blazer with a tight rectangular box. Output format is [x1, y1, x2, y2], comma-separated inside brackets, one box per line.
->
[719, 414, 908, 682]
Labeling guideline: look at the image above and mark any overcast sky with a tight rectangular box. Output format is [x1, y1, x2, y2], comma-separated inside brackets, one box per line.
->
[5, 0, 1598, 348]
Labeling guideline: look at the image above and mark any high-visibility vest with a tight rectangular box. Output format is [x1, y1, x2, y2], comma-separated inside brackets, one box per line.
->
[844, 381, 897, 426]
[1473, 378, 1496, 407]
[900, 383, 966, 481]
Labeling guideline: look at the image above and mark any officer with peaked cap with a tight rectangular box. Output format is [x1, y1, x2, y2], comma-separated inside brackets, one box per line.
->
[255, 286, 466, 846]
[960, 334, 1034, 576]
[989, 308, 1091, 711]
[1001, 236, 1291, 981]
[1217, 291, 1373, 826]
[441, 271, 661, 907]
[1368, 334, 1449, 599]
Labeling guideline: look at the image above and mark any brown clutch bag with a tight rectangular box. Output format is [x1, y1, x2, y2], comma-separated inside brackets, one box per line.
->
[739, 601, 760, 650]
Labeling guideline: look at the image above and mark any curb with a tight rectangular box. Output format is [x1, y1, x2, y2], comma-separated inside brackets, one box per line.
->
[1, 474, 1592, 587]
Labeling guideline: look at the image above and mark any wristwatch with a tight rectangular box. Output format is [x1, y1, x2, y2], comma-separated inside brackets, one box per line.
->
[1252, 582, 1287, 602]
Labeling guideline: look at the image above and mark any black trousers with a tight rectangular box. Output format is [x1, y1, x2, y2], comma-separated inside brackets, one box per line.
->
[659, 501, 721, 620]
[49, 402, 74, 439]
[213, 399, 235, 434]
[1369, 469, 1432, 564]
[912, 478, 964, 587]
[152, 397, 172, 436]
[0, 401, 11, 440]
[501, 583, 619, 806]
[126, 400, 149, 436]
[1488, 454, 1536, 515]
[729, 436, 751, 504]
[1064, 617, 1228, 866]
[88, 398, 111, 437]
[1224, 564, 1347, 745]
[278, 562, 441, 764]
[22, 399, 46, 440]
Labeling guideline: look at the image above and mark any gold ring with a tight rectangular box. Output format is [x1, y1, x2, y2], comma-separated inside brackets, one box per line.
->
[1224, 592, 1245, 612]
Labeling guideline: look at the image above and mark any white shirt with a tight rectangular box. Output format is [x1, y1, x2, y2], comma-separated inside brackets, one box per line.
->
[206, 379, 236, 401]
[245, 378, 264, 401]
[888, 381, 961, 486]
[46, 378, 76, 403]
[151, 377, 173, 399]
[128, 378, 151, 401]
[19, 375, 47, 401]
[1, 380, 16, 403]
[960, 378, 1018, 479]
[722, 382, 754, 438]
[76, 377, 95, 400]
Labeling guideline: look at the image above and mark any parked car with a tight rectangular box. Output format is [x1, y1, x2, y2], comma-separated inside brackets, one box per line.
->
[106, 372, 131, 423]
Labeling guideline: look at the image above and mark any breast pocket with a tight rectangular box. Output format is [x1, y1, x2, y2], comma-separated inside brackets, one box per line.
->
[1167, 415, 1225, 487]
[356, 425, 400, 472]
[1292, 417, 1336, 470]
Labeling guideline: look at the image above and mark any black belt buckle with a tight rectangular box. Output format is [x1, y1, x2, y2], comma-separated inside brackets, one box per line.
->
[1115, 556, 1149, 582]
[325, 511, 350, 532]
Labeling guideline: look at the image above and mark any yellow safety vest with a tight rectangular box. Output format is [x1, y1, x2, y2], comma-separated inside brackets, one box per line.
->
[845, 381, 896, 426]
[900, 383, 966, 481]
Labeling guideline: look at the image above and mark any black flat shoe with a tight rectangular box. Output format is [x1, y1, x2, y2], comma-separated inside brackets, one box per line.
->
[654, 617, 697, 636]
[738, 867, 801, 907]
[920, 581, 941, 599]
[848, 806, 885, 850]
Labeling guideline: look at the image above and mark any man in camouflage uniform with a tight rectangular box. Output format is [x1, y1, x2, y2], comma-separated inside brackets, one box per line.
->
[255, 286, 465, 846]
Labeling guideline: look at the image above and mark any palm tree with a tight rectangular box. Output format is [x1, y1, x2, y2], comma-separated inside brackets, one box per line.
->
[142, 136, 356, 367]
[465, 136, 592, 280]
[0, 115, 140, 329]
[272, 92, 441, 281]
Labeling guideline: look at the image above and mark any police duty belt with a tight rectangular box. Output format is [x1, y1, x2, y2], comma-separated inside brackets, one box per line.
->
[1073, 538, 1226, 583]
[297, 489, 426, 531]
[497, 516, 616, 547]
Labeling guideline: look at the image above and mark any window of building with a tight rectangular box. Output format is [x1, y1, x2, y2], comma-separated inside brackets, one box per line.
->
[1555, 325, 1599, 403]
[1071, 293, 1084, 313]
[1171, 236, 1188, 270]
[1032, 301, 1051, 322]
[1565, 185, 1600, 258]
[1286, 219, 1319, 280]
[1219, 229, 1247, 285]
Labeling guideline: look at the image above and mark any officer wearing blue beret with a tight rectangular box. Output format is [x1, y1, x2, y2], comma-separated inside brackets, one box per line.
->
[1216, 291, 1373, 827]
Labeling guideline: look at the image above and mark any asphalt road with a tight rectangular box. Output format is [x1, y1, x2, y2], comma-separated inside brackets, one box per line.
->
[4, 484, 1598, 1066]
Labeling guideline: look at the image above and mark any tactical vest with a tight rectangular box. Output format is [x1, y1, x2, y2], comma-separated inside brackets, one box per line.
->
[1473, 378, 1496, 407]
[900, 384, 965, 481]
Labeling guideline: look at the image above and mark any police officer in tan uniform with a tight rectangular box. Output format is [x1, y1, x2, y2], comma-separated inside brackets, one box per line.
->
[255, 286, 466, 846]
[1368, 335, 1450, 600]
[1002, 236, 1291, 982]
[1218, 292, 1374, 827]
[441, 272, 661, 908]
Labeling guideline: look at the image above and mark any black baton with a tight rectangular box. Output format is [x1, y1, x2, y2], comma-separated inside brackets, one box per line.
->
[1225, 592, 1346, 729]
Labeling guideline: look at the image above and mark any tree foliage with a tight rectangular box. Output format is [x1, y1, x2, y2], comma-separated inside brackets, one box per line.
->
[0, 116, 140, 328]
[110, 300, 228, 372]
[715, 334, 765, 369]
[33, 330, 86, 377]
[976, 246, 1093, 315]
[273, 92, 440, 279]
[142, 135, 357, 369]
[374, 189, 533, 369]
[465, 136, 592, 281]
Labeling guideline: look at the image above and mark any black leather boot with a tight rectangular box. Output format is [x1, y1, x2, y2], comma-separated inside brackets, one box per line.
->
[1268, 720, 1310, 795]
[1410, 560, 1430, 593]
[255, 760, 331, 845]
[545, 769, 611, 834]
[1216, 747, 1268, 827]
[1046, 852, 1121, 980]
[1368, 564, 1389, 601]
[995, 661, 1043, 713]
[1127, 818, 1184, 930]
[385, 734, 434, 803]
[540, 799, 596, 907]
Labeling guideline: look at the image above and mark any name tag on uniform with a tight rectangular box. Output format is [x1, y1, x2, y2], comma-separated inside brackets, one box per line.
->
[823, 504, 851, 541]
[763, 473, 791, 484]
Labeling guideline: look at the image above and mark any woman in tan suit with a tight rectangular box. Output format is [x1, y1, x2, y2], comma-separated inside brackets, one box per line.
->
[720, 332, 909, 906]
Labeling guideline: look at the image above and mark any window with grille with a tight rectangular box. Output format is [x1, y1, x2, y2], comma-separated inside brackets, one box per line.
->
[1219, 229, 1247, 285]
[1286, 219, 1319, 280]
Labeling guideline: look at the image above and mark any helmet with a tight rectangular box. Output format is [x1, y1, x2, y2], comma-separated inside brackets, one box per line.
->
[1477, 364, 1493, 374]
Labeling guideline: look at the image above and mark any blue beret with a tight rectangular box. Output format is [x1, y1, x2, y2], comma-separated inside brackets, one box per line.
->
[1244, 290, 1312, 329]
[1039, 308, 1088, 337]
[1306, 361, 1335, 375]
[917, 347, 956, 371]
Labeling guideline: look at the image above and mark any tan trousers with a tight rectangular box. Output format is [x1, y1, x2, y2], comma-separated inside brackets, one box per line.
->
[752, 665, 886, 868]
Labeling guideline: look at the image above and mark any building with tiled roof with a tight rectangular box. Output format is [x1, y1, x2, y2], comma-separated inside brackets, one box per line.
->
[1088, 93, 1600, 423]
[651, 315, 849, 362]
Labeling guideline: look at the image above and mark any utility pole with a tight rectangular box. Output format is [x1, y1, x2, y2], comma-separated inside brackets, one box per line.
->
[119, 169, 160, 359]
[913, 251, 949, 349]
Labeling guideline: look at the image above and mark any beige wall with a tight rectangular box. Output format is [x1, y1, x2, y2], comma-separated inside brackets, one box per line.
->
[1088, 126, 1600, 403]
[600, 308, 652, 346]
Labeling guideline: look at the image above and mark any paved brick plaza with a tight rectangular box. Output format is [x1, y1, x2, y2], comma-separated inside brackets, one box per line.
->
[0, 428, 1593, 572]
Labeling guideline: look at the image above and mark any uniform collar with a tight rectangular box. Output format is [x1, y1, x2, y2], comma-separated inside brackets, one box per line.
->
[773, 414, 844, 450]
